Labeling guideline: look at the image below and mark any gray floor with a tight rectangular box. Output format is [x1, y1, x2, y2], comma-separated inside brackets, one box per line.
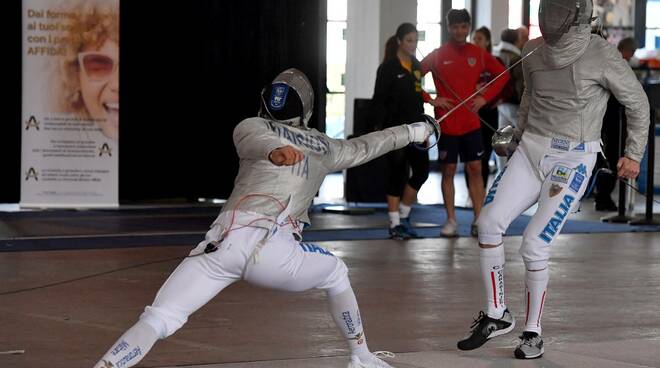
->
[163, 343, 660, 368]
[1, 232, 659, 367]
[2, 172, 659, 367]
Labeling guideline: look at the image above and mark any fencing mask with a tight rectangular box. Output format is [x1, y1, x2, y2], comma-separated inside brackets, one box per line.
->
[539, 0, 593, 45]
[260, 68, 314, 129]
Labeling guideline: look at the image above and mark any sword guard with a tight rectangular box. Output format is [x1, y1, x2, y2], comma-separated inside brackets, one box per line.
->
[492, 125, 519, 157]
[412, 114, 441, 151]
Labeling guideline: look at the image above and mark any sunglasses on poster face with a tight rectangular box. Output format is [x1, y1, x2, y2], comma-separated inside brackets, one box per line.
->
[78, 52, 119, 82]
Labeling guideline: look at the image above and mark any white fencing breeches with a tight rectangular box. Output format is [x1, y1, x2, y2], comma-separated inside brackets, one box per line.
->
[477, 132, 599, 263]
[140, 215, 349, 338]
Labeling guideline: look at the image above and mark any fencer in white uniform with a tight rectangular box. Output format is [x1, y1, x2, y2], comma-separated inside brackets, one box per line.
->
[456, 0, 649, 359]
[92, 68, 434, 368]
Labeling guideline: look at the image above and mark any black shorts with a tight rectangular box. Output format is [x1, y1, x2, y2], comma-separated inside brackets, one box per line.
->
[437, 128, 484, 164]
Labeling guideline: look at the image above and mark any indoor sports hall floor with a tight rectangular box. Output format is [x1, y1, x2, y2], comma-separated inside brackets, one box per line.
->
[1, 173, 659, 368]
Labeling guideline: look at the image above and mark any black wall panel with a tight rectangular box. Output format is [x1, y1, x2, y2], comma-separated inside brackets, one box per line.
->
[1, 1, 326, 203]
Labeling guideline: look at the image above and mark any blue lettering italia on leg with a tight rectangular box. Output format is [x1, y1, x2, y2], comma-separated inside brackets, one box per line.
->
[300, 242, 333, 256]
[484, 166, 507, 205]
[538, 194, 575, 244]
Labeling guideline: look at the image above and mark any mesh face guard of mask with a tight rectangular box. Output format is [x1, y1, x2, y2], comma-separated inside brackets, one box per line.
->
[260, 68, 314, 129]
[539, 0, 593, 44]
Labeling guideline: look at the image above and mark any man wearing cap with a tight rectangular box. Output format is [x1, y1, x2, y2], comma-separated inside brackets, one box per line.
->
[421, 9, 509, 237]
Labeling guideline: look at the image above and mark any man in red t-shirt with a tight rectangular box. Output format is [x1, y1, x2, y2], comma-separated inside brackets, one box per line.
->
[421, 9, 508, 237]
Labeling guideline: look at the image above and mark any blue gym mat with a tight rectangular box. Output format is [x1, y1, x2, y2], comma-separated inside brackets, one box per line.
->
[1, 203, 658, 252]
[302, 203, 660, 242]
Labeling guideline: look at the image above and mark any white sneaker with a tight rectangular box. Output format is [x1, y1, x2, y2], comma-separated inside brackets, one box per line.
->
[347, 352, 395, 368]
[440, 219, 458, 237]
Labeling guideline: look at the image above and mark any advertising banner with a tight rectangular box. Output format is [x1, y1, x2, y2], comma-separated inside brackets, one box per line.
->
[21, 0, 119, 208]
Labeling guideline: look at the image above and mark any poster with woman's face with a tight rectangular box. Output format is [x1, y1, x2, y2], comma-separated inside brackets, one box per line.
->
[22, 0, 119, 208]
[48, 0, 120, 141]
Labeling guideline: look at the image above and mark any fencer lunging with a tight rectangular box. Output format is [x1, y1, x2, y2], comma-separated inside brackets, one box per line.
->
[92, 68, 434, 368]
[456, 0, 649, 359]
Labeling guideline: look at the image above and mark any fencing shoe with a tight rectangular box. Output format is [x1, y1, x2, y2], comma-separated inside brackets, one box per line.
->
[457, 309, 515, 350]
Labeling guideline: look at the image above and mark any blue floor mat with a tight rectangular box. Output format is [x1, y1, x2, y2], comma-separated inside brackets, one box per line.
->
[303, 203, 660, 241]
[1, 203, 657, 251]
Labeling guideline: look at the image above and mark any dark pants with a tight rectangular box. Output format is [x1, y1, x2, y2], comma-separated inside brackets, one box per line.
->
[465, 107, 497, 189]
[386, 145, 430, 197]
[595, 97, 626, 203]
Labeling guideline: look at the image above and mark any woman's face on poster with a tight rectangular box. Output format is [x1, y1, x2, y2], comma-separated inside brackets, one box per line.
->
[78, 39, 119, 141]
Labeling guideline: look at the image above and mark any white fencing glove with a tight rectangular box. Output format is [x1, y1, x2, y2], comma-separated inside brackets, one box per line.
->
[407, 120, 434, 144]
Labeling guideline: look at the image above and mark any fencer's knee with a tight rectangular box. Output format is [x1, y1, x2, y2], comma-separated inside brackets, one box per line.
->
[319, 259, 350, 297]
[140, 305, 187, 339]
[524, 259, 548, 271]
[519, 236, 551, 266]
[476, 210, 503, 246]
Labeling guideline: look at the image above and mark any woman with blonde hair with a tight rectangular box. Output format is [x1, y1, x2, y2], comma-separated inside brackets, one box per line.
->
[52, 0, 119, 141]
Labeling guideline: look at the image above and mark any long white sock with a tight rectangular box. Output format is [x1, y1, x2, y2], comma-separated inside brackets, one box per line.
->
[399, 204, 412, 219]
[93, 320, 159, 368]
[480, 245, 507, 318]
[328, 287, 371, 361]
[388, 211, 400, 228]
[524, 265, 549, 335]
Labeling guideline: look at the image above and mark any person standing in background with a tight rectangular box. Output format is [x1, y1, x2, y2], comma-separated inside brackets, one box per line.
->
[421, 10, 509, 237]
[594, 37, 640, 211]
[494, 28, 525, 171]
[468, 26, 500, 193]
[371, 23, 432, 239]
[517, 26, 529, 48]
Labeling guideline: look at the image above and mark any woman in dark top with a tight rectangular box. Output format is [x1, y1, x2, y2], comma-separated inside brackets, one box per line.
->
[468, 26, 500, 191]
[371, 23, 431, 239]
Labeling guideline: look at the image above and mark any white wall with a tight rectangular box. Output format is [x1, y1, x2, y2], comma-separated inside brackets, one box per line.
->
[344, 0, 416, 136]
[379, 0, 417, 62]
[345, 0, 381, 136]
[474, 0, 510, 43]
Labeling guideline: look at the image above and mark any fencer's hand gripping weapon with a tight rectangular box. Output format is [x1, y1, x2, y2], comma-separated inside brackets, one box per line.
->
[414, 43, 543, 151]
[410, 114, 441, 150]
[492, 125, 520, 157]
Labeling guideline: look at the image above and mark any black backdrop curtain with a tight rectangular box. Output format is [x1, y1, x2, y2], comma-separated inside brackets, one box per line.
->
[120, 0, 326, 200]
[2, 1, 22, 203]
[1, 0, 326, 203]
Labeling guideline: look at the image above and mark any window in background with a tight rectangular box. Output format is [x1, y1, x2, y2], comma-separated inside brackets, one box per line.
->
[326, 0, 347, 139]
[452, 0, 466, 9]
[509, 0, 523, 28]
[417, 0, 442, 161]
[644, 0, 660, 50]
[528, 0, 541, 39]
